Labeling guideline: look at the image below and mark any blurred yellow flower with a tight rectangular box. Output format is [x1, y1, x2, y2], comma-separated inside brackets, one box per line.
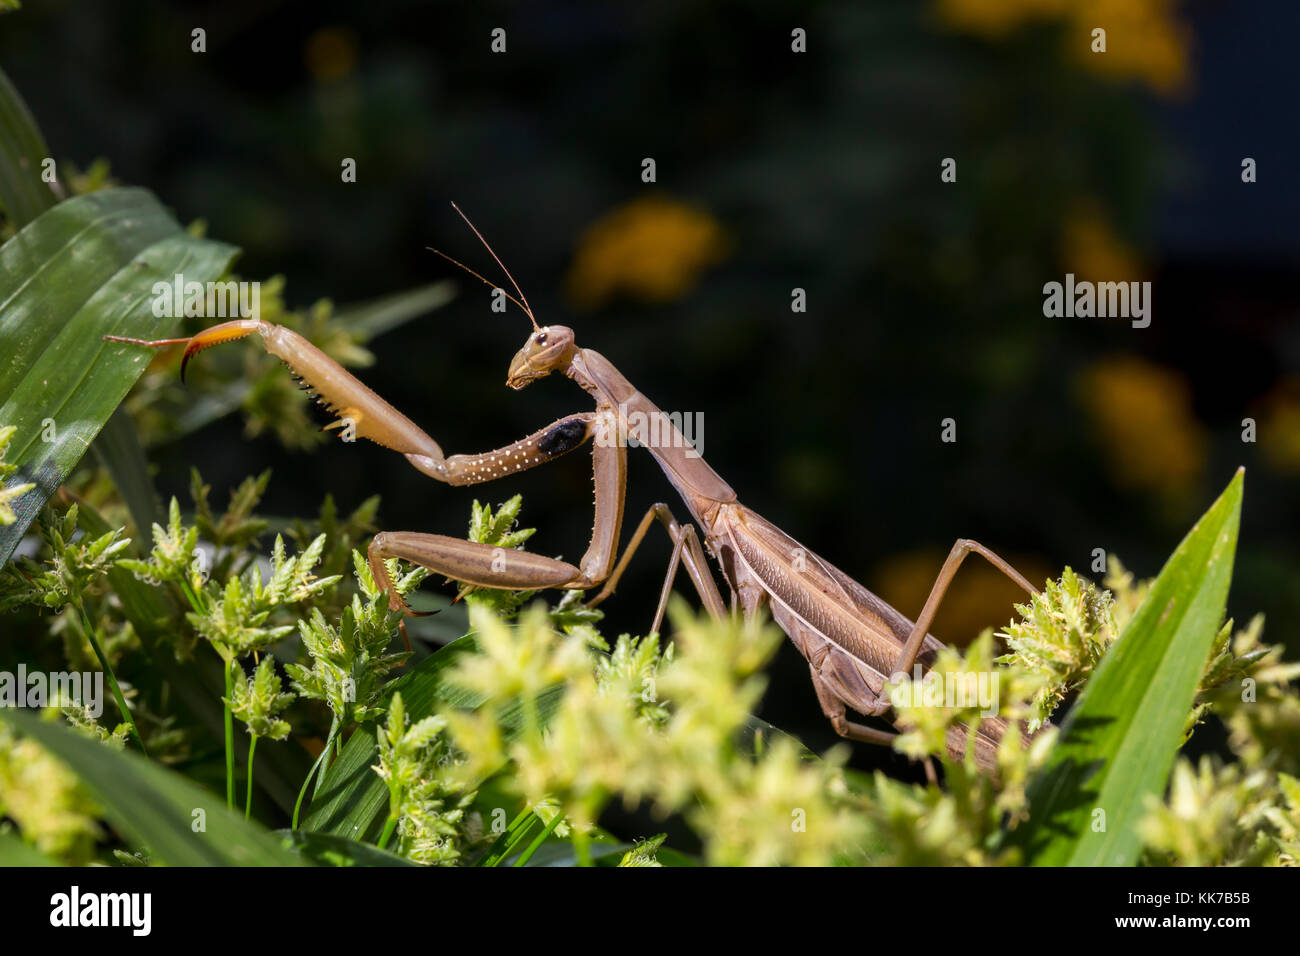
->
[871, 549, 1054, 648]
[1077, 355, 1207, 496]
[304, 27, 358, 83]
[935, 0, 1068, 38]
[1063, 200, 1142, 282]
[1253, 379, 1300, 474]
[936, 0, 1189, 95]
[565, 196, 729, 310]
[1073, 0, 1190, 95]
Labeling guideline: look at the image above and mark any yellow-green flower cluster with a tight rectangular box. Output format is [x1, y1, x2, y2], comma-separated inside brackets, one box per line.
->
[0, 504, 130, 613]
[374, 692, 474, 865]
[0, 424, 34, 526]
[225, 657, 295, 741]
[996, 567, 1117, 731]
[0, 707, 127, 865]
[440, 599, 877, 865]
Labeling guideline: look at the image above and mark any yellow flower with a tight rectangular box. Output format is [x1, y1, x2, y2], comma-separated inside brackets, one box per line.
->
[1253, 379, 1300, 474]
[936, 0, 1190, 95]
[870, 549, 1054, 648]
[565, 196, 729, 310]
[1076, 356, 1207, 496]
[304, 27, 358, 83]
[935, 0, 1069, 38]
[1062, 200, 1142, 283]
[1069, 0, 1190, 96]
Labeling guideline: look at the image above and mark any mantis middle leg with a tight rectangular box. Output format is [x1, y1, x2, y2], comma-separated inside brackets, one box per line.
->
[584, 502, 728, 633]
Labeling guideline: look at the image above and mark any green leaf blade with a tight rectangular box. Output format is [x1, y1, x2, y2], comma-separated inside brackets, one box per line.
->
[0, 65, 59, 228]
[0, 708, 306, 866]
[1007, 469, 1244, 866]
[0, 188, 238, 563]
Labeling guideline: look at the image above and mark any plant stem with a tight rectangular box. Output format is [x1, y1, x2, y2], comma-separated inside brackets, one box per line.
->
[573, 828, 592, 867]
[177, 578, 234, 805]
[377, 814, 398, 850]
[512, 811, 565, 867]
[292, 716, 339, 829]
[313, 720, 341, 797]
[223, 660, 235, 809]
[475, 808, 535, 867]
[74, 604, 147, 756]
[178, 577, 206, 615]
[245, 735, 258, 820]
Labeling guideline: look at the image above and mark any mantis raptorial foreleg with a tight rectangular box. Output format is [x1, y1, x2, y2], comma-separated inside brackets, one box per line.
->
[584, 502, 728, 633]
[370, 436, 629, 607]
[104, 318, 630, 611]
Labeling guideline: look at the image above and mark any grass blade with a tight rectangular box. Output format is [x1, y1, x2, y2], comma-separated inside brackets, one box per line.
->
[0, 831, 61, 867]
[1004, 468, 1245, 866]
[276, 829, 417, 867]
[91, 406, 161, 535]
[0, 65, 59, 227]
[331, 280, 456, 339]
[0, 708, 305, 866]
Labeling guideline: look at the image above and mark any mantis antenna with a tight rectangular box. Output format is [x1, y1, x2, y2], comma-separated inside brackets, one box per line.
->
[427, 202, 539, 331]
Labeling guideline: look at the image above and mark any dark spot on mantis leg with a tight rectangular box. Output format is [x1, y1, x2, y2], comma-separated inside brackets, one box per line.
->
[538, 418, 588, 456]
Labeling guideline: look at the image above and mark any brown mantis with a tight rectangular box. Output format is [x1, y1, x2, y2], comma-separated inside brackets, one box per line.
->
[105, 205, 1041, 773]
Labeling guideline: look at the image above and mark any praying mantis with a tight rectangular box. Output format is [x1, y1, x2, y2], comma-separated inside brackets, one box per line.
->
[105, 205, 1041, 773]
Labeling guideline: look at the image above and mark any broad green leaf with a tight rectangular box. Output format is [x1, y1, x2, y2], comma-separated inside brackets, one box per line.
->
[276, 829, 417, 867]
[0, 66, 59, 228]
[1005, 469, 1244, 866]
[91, 406, 161, 534]
[515, 840, 632, 867]
[304, 633, 564, 840]
[0, 187, 238, 563]
[0, 708, 305, 866]
[0, 830, 60, 866]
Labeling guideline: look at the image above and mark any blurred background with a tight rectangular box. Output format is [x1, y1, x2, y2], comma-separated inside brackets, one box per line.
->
[4, 0, 1298, 773]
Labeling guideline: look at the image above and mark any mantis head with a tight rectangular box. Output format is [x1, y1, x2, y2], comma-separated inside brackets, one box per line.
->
[432, 202, 579, 391]
[431, 204, 585, 390]
[507, 325, 576, 390]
